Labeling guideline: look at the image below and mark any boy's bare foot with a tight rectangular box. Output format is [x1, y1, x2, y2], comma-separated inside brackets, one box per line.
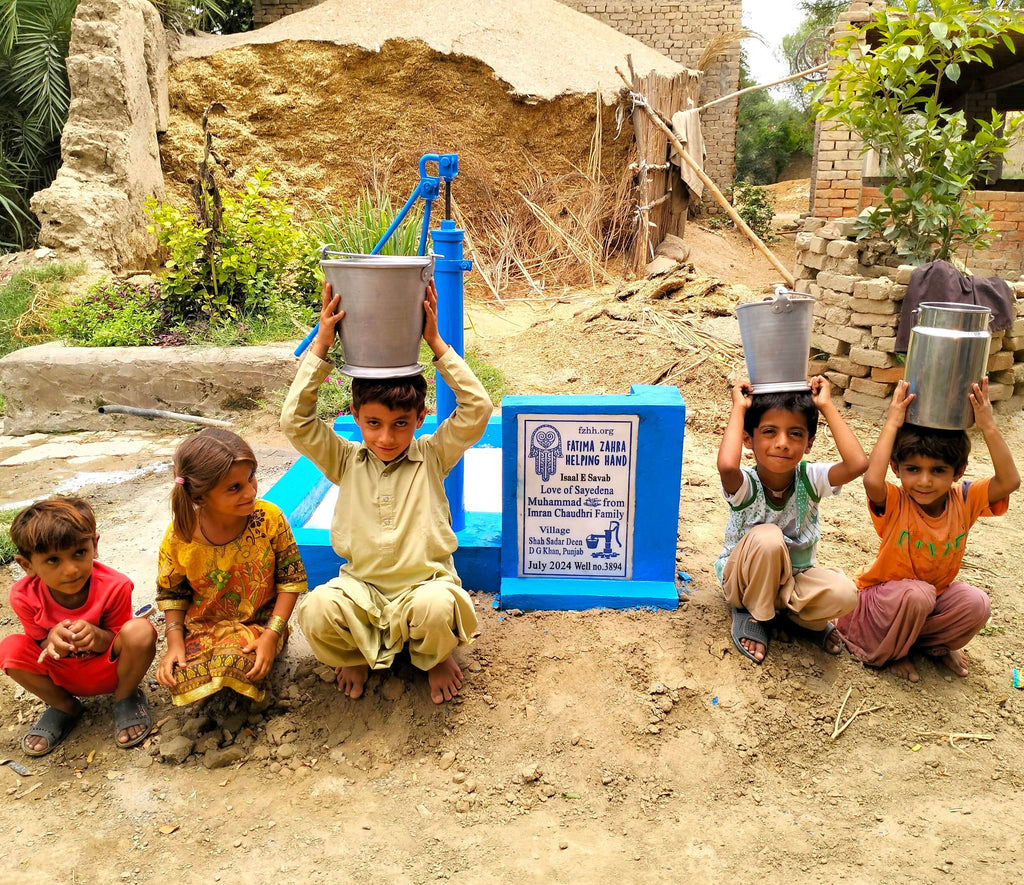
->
[335, 664, 369, 699]
[887, 657, 920, 682]
[428, 655, 463, 704]
[936, 648, 970, 677]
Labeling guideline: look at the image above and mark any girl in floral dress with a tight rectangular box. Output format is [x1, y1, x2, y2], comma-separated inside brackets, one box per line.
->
[156, 429, 307, 706]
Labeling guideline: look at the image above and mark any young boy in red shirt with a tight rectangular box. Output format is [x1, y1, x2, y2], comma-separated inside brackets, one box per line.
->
[0, 497, 156, 755]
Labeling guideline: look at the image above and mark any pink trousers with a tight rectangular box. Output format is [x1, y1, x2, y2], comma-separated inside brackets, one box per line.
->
[834, 579, 990, 668]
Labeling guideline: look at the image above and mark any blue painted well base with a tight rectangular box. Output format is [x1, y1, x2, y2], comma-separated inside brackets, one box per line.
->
[500, 578, 679, 611]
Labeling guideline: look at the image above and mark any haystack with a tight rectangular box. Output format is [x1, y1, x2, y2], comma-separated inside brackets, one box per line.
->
[164, 0, 701, 293]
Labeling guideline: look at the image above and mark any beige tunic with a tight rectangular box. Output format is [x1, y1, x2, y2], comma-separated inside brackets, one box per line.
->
[280, 348, 491, 669]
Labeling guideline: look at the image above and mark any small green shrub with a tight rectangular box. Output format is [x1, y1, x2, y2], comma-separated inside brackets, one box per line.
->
[146, 167, 318, 328]
[51, 278, 164, 346]
[733, 182, 776, 243]
[0, 262, 87, 357]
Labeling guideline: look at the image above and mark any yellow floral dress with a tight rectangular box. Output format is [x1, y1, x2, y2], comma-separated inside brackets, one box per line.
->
[156, 500, 307, 705]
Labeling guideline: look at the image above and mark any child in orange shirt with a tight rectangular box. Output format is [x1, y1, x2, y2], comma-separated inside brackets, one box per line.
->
[835, 379, 1019, 681]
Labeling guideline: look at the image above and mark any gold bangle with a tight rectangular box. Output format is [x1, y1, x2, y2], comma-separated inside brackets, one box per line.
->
[265, 615, 288, 635]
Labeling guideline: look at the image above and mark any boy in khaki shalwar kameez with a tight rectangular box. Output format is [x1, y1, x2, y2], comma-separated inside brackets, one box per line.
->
[281, 280, 492, 703]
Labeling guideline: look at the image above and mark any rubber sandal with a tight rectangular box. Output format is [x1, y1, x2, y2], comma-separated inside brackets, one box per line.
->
[22, 705, 82, 757]
[731, 608, 769, 664]
[113, 689, 153, 749]
[784, 618, 844, 655]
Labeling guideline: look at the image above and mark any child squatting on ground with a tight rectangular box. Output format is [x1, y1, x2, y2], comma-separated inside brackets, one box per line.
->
[834, 379, 1020, 682]
[281, 279, 492, 704]
[156, 429, 308, 708]
[0, 497, 156, 756]
[716, 376, 869, 664]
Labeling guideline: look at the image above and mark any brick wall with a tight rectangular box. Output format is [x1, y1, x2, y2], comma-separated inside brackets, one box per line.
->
[251, 0, 742, 190]
[793, 217, 1024, 418]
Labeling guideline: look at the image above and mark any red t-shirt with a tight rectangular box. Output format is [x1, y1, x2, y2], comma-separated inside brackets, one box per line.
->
[856, 476, 1009, 594]
[8, 560, 134, 650]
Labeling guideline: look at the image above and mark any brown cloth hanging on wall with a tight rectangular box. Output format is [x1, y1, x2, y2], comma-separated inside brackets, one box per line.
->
[895, 260, 1015, 352]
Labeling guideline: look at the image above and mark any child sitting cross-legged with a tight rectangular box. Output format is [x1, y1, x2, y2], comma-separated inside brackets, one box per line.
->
[281, 279, 492, 704]
[834, 379, 1019, 682]
[716, 377, 869, 664]
[0, 497, 156, 756]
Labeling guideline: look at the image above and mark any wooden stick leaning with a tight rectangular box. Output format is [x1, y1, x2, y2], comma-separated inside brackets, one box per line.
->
[694, 63, 828, 114]
[616, 66, 796, 288]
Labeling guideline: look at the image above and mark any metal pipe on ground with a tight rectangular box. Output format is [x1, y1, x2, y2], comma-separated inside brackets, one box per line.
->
[97, 405, 233, 427]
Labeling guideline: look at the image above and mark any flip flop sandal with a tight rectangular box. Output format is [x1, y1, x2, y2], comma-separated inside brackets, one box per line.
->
[784, 618, 844, 655]
[731, 608, 769, 664]
[113, 689, 153, 750]
[22, 705, 82, 757]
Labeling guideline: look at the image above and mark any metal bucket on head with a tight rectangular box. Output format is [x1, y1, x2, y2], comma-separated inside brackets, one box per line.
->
[904, 302, 991, 430]
[319, 248, 434, 378]
[735, 286, 815, 393]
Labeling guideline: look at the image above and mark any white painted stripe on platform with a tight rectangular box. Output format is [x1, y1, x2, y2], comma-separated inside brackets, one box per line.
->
[303, 446, 503, 530]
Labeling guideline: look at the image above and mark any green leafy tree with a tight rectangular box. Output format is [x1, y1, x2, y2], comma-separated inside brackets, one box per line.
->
[813, 0, 1024, 262]
[736, 53, 814, 184]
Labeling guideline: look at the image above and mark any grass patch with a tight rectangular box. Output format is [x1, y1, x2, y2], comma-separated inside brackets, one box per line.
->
[0, 262, 89, 358]
[0, 508, 19, 565]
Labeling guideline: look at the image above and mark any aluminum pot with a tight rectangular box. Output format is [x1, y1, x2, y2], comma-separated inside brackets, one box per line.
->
[904, 303, 991, 429]
[320, 248, 434, 378]
[735, 286, 815, 393]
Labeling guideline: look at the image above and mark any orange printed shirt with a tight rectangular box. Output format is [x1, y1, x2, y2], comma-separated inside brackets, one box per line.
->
[856, 476, 1008, 593]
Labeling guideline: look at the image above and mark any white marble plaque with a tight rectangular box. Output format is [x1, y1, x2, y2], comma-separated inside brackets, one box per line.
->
[516, 414, 639, 578]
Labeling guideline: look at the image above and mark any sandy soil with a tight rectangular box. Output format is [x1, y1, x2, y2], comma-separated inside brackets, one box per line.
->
[2, 219, 1024, 883]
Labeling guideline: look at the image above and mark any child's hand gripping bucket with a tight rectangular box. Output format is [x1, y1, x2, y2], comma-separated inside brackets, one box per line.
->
[319, 248, 435, 378]
[904, 301, 991, 429]
[735, 286, 816, 393]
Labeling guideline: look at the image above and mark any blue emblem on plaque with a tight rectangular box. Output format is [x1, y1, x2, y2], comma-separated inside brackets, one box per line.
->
[528, 424, 562, 482]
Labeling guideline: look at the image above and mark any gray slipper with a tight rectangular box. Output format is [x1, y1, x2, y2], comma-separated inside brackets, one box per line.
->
[113, 689, 153, 749]
[731, 608, 769, 664]
[23, 705, 81, 757]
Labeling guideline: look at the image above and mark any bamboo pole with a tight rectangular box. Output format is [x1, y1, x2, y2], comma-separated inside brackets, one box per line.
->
[617, 67, 796, 287]
[694, 63, 828, 114]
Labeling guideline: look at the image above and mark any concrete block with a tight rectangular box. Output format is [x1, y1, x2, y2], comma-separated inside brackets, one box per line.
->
[803, 251, 825, 271]
[895, 265, 916, 284]
[811, 332, 843, 354]
[825, 371, 851, 390]
[826, 239, 860, 259]
[827, 356, 870, 377]
[876, 336, 898, 353]
[850, 377, 895, 398]
[987, 351, 1014, 372]
[844, 389, 890, 413]
[850, 347, 898, 368]
[815, 271, 858, 294]
[993, 394, 1024, 416]
[807, 236, 828, 255]
[988, 381, 1013, 401]
[0, 342, 298, 435]
[833, 326, 873, 347]
[852, 277, 894, 300]
[850, 298, 898, 315]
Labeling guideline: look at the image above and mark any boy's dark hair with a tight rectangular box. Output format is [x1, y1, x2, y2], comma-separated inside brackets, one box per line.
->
[351, 374, 428, 415]
[892, 423, 971, 474]
[743, 390, 818, 439]
[10, 497, 97, 559]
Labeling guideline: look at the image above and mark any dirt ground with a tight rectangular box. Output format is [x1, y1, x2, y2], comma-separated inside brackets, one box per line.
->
[3, 221, 1024, 885]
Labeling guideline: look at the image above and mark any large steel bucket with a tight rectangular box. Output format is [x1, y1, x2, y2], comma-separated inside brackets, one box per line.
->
[905, 302, 991, 429]
[320, 248, 434, 378]
[735, 286, 815, 393]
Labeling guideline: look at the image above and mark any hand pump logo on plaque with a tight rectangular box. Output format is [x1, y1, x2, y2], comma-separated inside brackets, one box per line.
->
[517, 415, 639, 578]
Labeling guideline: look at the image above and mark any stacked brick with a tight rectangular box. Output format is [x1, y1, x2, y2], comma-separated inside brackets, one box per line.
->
[795, 217, 1024, 418]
